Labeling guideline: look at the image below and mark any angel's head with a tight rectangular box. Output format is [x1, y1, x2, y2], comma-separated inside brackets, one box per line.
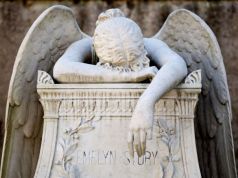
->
[96, 8, 125, 26]
[93, 9, 149, 72]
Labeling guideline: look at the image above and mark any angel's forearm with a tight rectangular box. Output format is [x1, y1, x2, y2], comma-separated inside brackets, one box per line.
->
[53, 61, 139, 83]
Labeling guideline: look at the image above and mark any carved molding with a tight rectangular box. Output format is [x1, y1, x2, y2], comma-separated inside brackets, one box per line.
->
[37, 70, 202, 90]
[184, 70, 201, 85]
[38, 70, 54, 85]
[37, 71, 201, 120]
[56, 93, 198, 119]
[39, 99, 61, 119]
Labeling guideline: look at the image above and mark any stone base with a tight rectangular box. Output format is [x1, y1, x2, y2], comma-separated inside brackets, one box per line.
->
[35, 70, 201, 178]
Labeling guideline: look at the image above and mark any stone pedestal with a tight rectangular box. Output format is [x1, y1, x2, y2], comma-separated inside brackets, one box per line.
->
[35, 70, 201, 178]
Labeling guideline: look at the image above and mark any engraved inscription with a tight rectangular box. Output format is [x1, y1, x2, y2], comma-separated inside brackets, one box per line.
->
[75, 150, 159, 166]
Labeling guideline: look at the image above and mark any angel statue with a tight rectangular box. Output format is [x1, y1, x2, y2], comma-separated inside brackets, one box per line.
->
[0, 5, 236, 178]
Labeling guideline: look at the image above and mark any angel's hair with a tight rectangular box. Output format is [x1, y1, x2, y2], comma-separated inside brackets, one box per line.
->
[94, 13, 149, 72]
[96, 8, 125, 26]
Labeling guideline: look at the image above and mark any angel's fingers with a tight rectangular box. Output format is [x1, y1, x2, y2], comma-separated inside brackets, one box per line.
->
[134, 130, 142, 157]
[147, 71, 156, 79]
[146, 128, 153, 140]
[152, 67, 159, 76]
[140, 129, 146, 155]
[135, 145, 141, 157]
[127, 131, 134, 157]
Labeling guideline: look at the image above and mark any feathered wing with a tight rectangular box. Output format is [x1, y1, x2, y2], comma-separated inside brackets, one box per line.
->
[154, 9, 237, 178]
[0, 5, 88, 178]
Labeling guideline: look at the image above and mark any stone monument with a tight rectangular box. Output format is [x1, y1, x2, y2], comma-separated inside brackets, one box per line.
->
[0, 5, 236, 178]
[35, 70, 201, 178]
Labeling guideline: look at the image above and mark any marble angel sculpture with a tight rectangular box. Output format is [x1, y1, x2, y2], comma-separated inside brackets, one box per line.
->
[0, 5, 236, 178]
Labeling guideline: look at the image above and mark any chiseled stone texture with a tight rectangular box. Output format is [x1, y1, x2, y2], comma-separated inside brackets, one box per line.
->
[0, 0, 238, 167]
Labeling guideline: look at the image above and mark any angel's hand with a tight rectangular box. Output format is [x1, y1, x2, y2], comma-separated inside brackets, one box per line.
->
[106, 66, 158, 83]
[134, 66, 158, 82]
[127, 102, 154, 157]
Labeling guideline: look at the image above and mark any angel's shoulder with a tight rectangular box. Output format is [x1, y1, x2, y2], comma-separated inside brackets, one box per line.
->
[67, 37, 92, 50]
[143, 38, 169, 49]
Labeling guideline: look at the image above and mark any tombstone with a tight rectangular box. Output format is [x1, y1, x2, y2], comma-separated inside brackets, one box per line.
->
[35, 70, 201, 178]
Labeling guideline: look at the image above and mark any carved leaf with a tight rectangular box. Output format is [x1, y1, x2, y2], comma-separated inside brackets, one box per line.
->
[55, 139, 66, 164]
[159, 119, 168, 129]
[77, 126, 95, 134]
[170, 136, 180, 155]
[163, 161, 174, 178]
[65, 156, 73, 163]
[154, 161, 164, 178]
[69, 165, 80, 178]
[64, 142, 79, 158]
[161, 136, 169, 145]
[172, 155, 180, 162]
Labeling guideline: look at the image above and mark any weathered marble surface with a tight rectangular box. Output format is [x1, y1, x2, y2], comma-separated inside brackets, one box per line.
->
[35, 70, 201, 178]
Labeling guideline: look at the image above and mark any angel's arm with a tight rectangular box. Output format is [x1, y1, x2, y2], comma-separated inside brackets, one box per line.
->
[141, 38, 188, 105]
[53, 38, 157, 83]
[128, 38, 187, 157]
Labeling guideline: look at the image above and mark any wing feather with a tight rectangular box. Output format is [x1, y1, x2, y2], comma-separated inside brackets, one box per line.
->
[16, 94, 29, 126]
[155, 9, 237, 177]
[0, 5, 88, 178]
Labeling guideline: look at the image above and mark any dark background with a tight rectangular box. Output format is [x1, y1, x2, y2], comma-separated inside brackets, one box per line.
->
[0, 0, 238, 169]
